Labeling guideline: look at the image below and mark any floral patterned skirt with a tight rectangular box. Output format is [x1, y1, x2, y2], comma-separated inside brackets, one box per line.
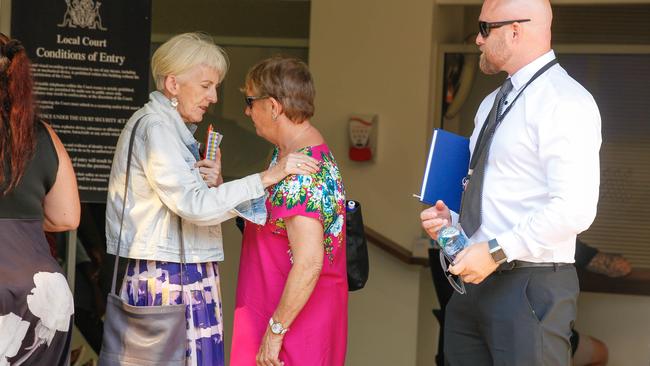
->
[120, 259, 225, 366]
[0, 220, 73, 366]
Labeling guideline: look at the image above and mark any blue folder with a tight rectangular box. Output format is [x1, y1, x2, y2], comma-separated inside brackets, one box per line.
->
[419, 129, 470, 212]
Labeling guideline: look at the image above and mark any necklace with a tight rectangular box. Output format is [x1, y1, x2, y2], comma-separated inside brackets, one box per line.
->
[279, 125, 312, 157]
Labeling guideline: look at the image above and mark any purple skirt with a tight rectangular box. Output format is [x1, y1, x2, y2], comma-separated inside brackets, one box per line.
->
[120, 259, 225, 366]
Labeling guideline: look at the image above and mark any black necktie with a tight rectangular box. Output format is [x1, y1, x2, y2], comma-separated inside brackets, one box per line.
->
[459, 79, 513, 238]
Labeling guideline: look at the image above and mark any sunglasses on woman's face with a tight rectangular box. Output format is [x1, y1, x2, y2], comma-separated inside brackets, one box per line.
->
[478, 19, 531, 38]
[244, 95, 269, 108]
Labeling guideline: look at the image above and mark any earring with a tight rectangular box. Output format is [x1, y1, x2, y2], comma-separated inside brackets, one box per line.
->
[272, 113, 277, 121]
[170, 97, 179, 109]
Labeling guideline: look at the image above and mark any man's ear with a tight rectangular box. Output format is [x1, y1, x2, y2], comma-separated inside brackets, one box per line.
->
[511, 22, 523, 40]
[164, 74, 180, 95]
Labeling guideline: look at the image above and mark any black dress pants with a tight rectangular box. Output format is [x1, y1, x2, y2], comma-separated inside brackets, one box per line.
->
[444, 265, 578, 366]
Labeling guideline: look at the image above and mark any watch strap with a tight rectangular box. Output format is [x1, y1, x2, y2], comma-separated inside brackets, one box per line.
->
[488, 238, 507, 265]
[269, 317, 288, 335]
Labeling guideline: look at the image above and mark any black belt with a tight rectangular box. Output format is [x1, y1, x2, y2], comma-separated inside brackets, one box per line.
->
[497, 260, 572, 272]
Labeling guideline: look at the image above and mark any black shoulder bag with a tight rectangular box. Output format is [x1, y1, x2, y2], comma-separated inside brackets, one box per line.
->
[346, 200, 369, 291]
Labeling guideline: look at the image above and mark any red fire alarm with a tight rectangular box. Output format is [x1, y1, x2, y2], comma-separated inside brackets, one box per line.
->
[348, 115, 376, 162]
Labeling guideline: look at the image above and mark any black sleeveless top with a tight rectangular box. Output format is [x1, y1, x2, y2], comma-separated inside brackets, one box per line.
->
[0, 122, 72, 366]
[0, 122, 59, 219]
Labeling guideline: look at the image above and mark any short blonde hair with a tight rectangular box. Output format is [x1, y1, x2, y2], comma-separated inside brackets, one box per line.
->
[151, 32, 229, 91]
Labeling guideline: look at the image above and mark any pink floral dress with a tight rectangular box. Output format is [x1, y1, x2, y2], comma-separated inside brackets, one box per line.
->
[230, 144, 348, 365]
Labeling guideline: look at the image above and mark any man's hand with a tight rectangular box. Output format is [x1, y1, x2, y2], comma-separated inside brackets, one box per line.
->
[448, 241, 498, 284]
[420, 200, 452, 241]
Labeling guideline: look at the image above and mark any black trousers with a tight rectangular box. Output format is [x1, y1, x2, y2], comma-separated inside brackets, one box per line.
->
[444, 264, 578, 366]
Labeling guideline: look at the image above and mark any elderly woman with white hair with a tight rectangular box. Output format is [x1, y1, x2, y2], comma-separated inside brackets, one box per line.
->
[105, 32, 319, 366]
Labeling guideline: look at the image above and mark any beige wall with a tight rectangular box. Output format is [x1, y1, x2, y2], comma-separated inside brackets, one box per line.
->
[152, 0, 310, 39]
[309, 0, 435, 252]
[576, 293, 650, 365]
[306, 0, 468, 365]
[346, 246, 424, 365]
[308, 1, 443, 364]
[0, 0, 11, 35]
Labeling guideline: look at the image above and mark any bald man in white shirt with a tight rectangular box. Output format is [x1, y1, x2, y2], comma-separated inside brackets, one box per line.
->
[420, 0, 601, 365]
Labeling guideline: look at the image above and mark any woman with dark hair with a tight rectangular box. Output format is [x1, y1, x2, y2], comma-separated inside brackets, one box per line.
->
[0, 33, 80, 365]
[230, 56, 348, 366]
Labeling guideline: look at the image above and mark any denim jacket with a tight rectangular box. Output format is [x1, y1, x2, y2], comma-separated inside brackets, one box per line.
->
[106, 91, 266, 263]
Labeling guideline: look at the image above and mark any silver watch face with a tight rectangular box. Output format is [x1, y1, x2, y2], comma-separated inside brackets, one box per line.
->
[271, 322, 283, 334]
[492, 249, 507, 264]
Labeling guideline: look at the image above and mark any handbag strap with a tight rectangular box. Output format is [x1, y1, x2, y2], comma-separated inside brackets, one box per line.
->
[111, 115, 186, 297]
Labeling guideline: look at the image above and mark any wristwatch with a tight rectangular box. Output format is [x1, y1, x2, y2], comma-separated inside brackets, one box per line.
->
[488, 238, 507, 265]
[269, 318, 289, 335]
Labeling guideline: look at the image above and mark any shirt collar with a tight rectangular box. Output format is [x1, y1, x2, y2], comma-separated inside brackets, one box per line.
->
[149, 91, 197, 145]
[509, 49, 556, 92]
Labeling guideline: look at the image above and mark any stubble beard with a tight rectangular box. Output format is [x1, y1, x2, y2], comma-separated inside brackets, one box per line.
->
[479, 53, 501, 75]
[479, 36, 510, 75]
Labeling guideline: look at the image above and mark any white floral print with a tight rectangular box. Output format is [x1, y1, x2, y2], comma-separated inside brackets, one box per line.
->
[330, 215, 344, 237]
[13, 272, 74, 365]
[26, 272, 74, 344]
[0, 313, 30, 366]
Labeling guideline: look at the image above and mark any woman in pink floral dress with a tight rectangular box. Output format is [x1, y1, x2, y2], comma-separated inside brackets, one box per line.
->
[230, 56, 348, 365]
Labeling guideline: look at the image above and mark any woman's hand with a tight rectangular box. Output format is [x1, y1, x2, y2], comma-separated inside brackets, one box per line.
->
[196, 148, 223, 187]
[260, 152, 319, 188]
[256, 328, 284, 366]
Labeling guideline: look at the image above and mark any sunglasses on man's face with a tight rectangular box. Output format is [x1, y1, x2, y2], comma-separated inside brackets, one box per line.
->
[478, 19, 531, 38]
[244, 95, 270, 108]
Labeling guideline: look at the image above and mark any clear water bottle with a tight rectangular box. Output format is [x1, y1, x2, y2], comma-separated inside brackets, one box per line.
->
[437, 224, 469, 261]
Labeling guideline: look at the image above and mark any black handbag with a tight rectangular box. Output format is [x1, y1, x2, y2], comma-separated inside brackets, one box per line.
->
[98, 115, 186, 366]
[345, 200, 369, 291]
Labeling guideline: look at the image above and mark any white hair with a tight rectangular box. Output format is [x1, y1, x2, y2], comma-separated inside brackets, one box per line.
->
[151, 32, 229, 90]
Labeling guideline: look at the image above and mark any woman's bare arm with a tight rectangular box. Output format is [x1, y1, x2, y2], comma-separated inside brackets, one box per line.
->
[256, 215, 324, 365]
[42, 123, 80, 232]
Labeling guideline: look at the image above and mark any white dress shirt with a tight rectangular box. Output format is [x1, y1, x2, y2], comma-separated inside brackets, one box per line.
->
[467, 50, 602, 263]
